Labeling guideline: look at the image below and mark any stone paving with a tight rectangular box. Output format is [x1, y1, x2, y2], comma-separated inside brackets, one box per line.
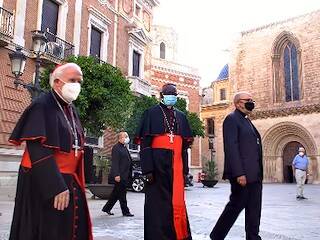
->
[1, 183, 319, 240]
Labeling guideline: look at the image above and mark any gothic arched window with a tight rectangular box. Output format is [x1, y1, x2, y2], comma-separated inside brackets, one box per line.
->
[160, 42, 166, 59]
[284, 42, 299, 101]
[271, 32, 302, 103]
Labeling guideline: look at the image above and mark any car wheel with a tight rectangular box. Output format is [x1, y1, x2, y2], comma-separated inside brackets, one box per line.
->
[132, 178, 145, 192]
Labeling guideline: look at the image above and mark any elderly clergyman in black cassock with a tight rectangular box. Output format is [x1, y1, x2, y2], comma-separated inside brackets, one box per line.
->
[135, 83, 194, 240]
[210, 91, 263, 240]
[9, 63, 93, 240]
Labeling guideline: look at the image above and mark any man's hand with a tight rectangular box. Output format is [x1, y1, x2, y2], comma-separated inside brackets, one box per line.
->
[54, 190, 70, 211]
[115, 176, 121, 183]
[237, 175, 247, 187]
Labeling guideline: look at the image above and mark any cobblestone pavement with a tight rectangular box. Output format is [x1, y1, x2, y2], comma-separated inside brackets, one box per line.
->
[1, 183, 319, 240]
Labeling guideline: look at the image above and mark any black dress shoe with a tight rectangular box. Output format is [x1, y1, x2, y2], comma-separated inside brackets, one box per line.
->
[102, 209, 114, 215]
[300, 196, 308, 200]
[123, 213, 134, 217]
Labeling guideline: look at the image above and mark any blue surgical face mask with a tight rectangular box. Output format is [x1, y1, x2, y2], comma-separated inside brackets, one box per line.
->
[163, 95, 177, 106]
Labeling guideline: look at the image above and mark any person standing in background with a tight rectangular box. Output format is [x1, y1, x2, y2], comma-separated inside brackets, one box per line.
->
[292, 147, 309, 200]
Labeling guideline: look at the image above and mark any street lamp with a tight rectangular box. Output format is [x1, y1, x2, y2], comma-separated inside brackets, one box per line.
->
[8, 30, 47, 100]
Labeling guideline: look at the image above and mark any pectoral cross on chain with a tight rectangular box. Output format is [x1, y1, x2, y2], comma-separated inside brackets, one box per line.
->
[169, 132, 174, 144]
[73, 139, 81, 157]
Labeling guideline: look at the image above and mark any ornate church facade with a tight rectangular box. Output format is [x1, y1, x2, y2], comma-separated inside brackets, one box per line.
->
[201, 10, 320, 183]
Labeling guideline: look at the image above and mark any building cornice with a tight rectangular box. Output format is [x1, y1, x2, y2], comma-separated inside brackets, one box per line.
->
[151, 58, 201, 80]
[250, 104, 320, 120]
[97, 0, 117, 14]
[201, 102, 230, 111]
[242, 9, 320, 36]
[152, 77, 199, 90]
[88, 6, 112, 25]
[152, 66, 201, 80]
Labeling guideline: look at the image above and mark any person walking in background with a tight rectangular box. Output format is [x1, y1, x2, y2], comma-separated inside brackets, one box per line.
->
[210, 92, 263, 240]
[9, 63, 92, 240]
[292, 147, 309, 200]
[102, 132, 134, 217]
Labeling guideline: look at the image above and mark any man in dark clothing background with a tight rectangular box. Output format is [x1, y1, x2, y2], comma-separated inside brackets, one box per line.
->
[102, 132, 134, 217]
[210, 91, 263, 240]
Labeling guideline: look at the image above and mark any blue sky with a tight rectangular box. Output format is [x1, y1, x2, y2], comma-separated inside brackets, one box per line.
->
[153, 0, 320, 87]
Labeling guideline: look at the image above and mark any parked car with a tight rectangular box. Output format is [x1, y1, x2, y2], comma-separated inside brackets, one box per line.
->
[128, 159, 146, 192]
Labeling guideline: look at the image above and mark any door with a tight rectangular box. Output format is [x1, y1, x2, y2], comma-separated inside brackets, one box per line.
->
[283, 141, 303, 183]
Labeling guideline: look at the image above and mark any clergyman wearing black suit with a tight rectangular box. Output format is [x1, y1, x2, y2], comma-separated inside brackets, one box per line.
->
[102, 132, 134, 217]
[210, 92, 263, 240]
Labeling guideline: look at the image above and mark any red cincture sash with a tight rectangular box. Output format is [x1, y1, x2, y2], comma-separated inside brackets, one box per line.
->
[152, 134, 189, 240]
[21, 149, 93, 240]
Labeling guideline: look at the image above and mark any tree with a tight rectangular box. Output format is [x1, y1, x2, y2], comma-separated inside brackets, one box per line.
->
[125, 95, 158, 138]
[40, 56, 133, 136]
[125, 96, 205, 138]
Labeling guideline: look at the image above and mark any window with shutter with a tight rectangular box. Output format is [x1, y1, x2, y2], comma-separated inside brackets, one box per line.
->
[207, 118, 214, 136]
[160, 42, 166, 59]
[90, 26, 102, 59]
[132, 50, 141, 77]
[41, 0, 59, 42]
[220, 88, 226, 101]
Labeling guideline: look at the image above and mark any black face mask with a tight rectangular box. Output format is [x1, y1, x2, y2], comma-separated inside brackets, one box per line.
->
[245, 101, 255, 111]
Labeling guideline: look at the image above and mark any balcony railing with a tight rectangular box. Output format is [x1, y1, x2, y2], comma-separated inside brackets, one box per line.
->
[0, 7, 14, 38]
[44, 30, 74, 60]
[128, 76, 152, 96]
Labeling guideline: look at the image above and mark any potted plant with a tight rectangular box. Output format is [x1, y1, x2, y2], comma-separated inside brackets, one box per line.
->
[201, 159, 219, 188]
[86, 154, 114, 199]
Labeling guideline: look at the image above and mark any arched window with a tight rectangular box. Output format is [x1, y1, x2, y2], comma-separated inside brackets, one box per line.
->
[284, 42, 299, 101]
[160, 42, 166, 59]
[272, 31, 302, 103]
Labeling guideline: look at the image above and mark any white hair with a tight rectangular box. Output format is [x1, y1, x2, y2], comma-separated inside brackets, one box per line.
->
[49, 63, 83, 87]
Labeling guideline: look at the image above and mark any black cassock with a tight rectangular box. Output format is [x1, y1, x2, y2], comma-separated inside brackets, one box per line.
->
[135, 102, 193, 240]
[9, 91, 92, 240]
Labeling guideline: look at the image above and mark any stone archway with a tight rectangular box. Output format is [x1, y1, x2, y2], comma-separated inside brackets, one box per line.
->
[262, 122, 317, 183]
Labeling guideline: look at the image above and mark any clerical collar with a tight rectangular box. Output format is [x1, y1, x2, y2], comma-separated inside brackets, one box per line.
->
[52, 90, 70, 107]
[236, 108, 247, 118]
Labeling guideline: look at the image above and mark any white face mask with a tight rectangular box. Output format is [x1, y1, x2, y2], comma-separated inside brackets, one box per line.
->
[299, 152, 304, 156]
[124, 137, 130, 145]
[61, 82, 81, 103]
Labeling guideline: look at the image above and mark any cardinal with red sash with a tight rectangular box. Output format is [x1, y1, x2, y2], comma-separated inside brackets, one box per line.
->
[9, 63, 93, 240]
[135, 83, 194, 240]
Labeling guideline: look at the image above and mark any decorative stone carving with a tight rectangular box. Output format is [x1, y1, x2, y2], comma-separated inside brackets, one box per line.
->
[262, 121, 318, 182]
[250, 104, 320, 120]
[143, 11, 151, 32]
[122, 0, 132, 14]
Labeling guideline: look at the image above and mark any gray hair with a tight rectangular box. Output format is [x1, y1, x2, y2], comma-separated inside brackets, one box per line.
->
[49, 63, 83, 87]
[233, 91, 252, 104]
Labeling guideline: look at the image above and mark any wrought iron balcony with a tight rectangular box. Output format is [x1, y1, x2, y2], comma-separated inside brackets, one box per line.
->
[0, 7, 14, 46]
[34, 30, 74, 61]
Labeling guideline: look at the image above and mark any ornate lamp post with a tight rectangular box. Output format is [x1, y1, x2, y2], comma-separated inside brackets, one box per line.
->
[8, 30, 47, 100]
